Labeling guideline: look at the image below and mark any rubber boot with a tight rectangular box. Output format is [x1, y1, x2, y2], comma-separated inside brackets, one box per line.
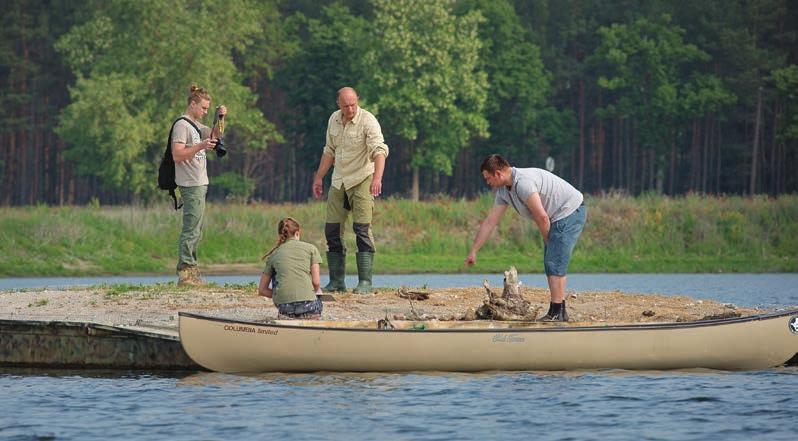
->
[353, 252, 374, 294]
[323, 251, 347, 292]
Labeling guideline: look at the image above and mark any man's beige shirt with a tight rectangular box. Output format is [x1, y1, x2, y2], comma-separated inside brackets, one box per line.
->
[323, 106, 389, 190]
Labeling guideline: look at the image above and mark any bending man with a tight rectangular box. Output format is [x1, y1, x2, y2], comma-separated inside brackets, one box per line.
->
[465, 154, 586, 321]
[312, 87, 389, 294]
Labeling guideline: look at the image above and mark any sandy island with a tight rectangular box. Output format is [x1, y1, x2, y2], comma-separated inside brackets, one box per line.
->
[0, 283, 768, 331]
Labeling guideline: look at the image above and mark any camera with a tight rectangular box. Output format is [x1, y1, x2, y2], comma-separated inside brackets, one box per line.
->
[214, 137, 227, 157]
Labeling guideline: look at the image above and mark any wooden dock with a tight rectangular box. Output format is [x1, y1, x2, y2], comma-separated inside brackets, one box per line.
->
[0, 319, 200, 370]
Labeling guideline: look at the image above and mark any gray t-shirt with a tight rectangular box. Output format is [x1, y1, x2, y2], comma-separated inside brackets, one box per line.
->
[495, 167, 583, 222]
[171, 115, 211, 187]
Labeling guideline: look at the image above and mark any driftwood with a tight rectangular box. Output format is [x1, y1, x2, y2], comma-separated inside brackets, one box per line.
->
[475, 267, 540, 321]
[397, 286, 430, 301]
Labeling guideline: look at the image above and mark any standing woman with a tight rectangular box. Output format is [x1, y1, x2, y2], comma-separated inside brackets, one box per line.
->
[259, 218, 324, 319]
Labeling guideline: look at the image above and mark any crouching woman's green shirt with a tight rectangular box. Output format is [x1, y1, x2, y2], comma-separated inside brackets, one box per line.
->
[263, 239, 322, 305]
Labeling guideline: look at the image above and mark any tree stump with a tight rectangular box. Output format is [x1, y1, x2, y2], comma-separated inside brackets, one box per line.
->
[475, 266, 539, 320]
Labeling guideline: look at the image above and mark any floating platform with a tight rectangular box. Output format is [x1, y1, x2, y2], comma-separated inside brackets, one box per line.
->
[0, 319, 199, 370]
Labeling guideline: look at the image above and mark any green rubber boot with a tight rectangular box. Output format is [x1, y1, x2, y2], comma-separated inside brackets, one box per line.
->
[323, 251, 347, 292]
[353, 252, 374, 294]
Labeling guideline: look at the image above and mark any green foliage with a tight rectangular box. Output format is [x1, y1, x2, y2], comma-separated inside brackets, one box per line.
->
[1, 0, 797, 204]
[1, 195, 796, 276]
[213, 172, 256, 202]
[591, 15, 717, 150]
[363, 0, 488, 175]
[54, 0, 280, 197]
[455, 0, 568, 160]
[272, 4, 370, 170]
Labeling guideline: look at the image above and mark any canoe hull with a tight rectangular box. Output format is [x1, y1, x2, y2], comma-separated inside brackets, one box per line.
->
[179, 311, 798, 372]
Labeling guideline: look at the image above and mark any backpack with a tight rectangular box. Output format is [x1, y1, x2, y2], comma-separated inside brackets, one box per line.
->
[158, 117, 201, 210]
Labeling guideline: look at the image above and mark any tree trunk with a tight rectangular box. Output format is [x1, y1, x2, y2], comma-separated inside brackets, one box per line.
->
[750, 87, 763, 195]
[614, 119, 619, 189]
[716, 123, 722, 194]
[596, 89, 604, 192]
[769, 98, 779, 195]
[577, 79, 585, 189]
[411, 167, 420, 201]
[669, 141, 676, 195]
[701, 117, 710, 193]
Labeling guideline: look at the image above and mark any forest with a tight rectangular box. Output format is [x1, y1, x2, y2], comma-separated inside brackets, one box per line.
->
[1, 0, 796, 205]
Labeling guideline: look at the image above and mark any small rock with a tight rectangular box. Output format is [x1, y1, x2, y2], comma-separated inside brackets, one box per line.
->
[642, 310, 656, 317]
[392, 313, 406, 320]
[569, 293, 578, 299]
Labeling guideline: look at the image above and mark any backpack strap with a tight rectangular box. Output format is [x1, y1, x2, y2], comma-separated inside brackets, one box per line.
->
[164, 117, 203, 210]
[175, 116, 202, 138]
[168, 188, 182, 210]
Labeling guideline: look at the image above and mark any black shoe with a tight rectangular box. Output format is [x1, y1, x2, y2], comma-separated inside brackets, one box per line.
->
[538, 301, 568, 322]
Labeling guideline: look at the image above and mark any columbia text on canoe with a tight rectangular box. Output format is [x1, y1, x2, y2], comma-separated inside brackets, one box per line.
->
[224, 325, 278, 335]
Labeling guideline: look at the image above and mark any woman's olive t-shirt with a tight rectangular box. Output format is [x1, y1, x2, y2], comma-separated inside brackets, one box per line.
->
[263, 240, 322, 305]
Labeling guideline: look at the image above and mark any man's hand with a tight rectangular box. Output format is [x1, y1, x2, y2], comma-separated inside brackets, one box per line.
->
[370, 177, 382, 197]
[200, 138, 217, 150]
[312, 175, 324, 199]
[464, 251, 477, 266]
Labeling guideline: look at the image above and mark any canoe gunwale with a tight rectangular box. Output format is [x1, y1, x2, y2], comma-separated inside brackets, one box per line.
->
[178, 309, 798, 334]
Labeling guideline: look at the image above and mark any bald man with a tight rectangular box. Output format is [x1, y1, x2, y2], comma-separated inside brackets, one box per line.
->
[312, 87, 389, 294]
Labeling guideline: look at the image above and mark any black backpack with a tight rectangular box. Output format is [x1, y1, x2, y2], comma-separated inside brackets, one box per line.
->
[158, 117, 201, 210]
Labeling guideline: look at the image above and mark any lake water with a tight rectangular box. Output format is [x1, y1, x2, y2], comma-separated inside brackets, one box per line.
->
[2, 274, 798, 440]
[4, 272, 798, 307]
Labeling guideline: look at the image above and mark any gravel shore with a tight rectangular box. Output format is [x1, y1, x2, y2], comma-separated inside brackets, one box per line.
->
[0, 282, 766, 331]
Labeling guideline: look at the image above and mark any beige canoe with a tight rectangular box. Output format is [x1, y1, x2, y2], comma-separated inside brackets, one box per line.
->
[179, 310, 798, 373]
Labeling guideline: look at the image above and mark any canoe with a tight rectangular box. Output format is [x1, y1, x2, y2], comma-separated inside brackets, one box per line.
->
[179, 310, 798, 373]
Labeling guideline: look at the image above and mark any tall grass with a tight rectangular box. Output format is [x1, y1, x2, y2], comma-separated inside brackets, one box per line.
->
[1, 194, 795, 276]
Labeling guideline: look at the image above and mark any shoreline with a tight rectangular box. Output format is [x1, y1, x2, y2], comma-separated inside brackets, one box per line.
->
[0, 283, 773, 332]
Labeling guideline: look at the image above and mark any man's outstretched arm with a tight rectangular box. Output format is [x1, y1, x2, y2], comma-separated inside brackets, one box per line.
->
[465, 204, 508, 266]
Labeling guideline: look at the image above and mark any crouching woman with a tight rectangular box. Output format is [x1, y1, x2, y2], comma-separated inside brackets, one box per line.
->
[259, 218, 324, 319]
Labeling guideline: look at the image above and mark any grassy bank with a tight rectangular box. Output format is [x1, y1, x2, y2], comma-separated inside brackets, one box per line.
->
[1, 194, 796, 277]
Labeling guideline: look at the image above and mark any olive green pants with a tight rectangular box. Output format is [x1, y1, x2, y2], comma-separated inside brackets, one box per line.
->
[325, 175, 375, 253]
[176, 185, 207, 271]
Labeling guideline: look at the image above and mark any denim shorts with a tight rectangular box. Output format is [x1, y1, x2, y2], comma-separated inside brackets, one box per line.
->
[276, 297, 323, 319]
[543, 205, 587, 276]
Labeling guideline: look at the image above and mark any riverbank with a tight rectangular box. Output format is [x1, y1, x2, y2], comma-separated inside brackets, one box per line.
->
[2, 194, 796, 276]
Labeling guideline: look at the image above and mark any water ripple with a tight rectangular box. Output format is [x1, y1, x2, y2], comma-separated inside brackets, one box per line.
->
[2, 367, 798, 440]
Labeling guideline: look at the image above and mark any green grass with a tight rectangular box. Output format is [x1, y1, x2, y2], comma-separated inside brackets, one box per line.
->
[1, 194, 796, 276]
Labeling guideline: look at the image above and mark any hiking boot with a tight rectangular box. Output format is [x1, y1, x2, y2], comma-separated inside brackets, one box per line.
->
[537, 301, 568, 322]
[323, 252, 347, 292]
[353, 252, 374, 294]
[177, 266, 203, 287]
[188, 266, 205, 285]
